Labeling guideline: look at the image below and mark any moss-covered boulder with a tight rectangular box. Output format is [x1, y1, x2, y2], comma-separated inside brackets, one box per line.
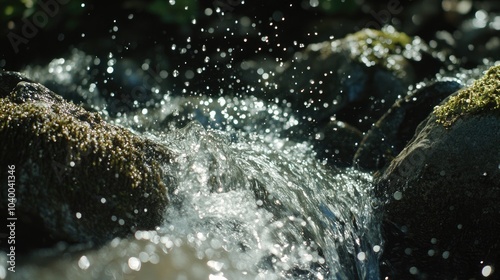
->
[0, 73, 172, 250]
[272, 26, 443, 131]
[354, 80, 463, 171]
[375, 64, 500, 278]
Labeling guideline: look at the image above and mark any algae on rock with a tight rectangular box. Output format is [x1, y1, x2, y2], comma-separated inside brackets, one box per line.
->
[375, 64, 500, 278]
[0, 77, 172, 248]
[434, 64, 500, 126]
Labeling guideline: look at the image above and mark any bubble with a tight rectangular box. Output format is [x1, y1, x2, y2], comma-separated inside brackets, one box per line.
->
[373, 245, 381, 253]
[76, 212, 82, 219]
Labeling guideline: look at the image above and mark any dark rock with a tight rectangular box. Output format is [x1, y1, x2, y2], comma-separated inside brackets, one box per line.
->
[0, 71, 32, 97]
[375, 65, 500, 278]
[0, 74, 172, 250]
[354, 80, 463, 171]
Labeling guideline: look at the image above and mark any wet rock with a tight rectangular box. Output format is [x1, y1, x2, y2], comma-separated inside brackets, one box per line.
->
[354, 80, 463, 171]
[0, 74, 172, 250]
[0, 71, 32, 97]
[272, 26, 443, 131]
[375, 65, 500, 278]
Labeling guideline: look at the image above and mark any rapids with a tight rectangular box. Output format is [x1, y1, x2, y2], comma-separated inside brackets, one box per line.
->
[0, 91, 383, 279]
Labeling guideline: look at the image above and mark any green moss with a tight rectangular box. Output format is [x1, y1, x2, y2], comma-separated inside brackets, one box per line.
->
[340, 27, 415, 72]
[0, 81, 170, 243]
[434, 65, 500, 127]
[0, 84, 165, 189]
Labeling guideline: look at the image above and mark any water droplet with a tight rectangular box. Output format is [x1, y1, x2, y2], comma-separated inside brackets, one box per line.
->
[78, 255, 90, 270]
[172, 70, 179, 77]
[393, 191, 403, 200]
[207, 260, 224, 271]
[356, 252, 366, 261]
[128, 257, 141, 271]
[405, 248, 412, 255]
[409, 267, 418, 275]
[209, 273, 228, 280]
[482, 265, 493, 277]
[76, 212, 82, 219]
[442, 251, 450, 259]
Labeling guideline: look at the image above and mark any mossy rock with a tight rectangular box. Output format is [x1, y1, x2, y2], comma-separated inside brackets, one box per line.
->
[434, 64, 500, 127]
[330, 27, 413, 77]
[354, 80, 463, 171]
[0, 75, 172, 249]
[375, 64, 500, 278]
[272, 26, 443, 131]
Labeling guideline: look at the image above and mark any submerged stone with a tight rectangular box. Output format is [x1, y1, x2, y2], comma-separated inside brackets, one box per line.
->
[375, 64, 500, 278]
[0, 74, 171, 250]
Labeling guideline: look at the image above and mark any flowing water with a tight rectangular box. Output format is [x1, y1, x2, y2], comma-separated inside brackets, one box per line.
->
[0, 51, 383, 279]
[0, 6, 388, 278]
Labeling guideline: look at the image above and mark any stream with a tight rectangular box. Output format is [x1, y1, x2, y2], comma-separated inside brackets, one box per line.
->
[1, 1, 498, 279]
[0, 65, 383, 279]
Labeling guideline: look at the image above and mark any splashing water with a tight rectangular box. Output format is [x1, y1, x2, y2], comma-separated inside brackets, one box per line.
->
[1, 114, 382, 279]
[3, 2, 385, 276]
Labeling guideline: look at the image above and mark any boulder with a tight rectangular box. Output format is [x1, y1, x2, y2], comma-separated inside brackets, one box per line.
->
[354, 80, 463, 171]
[376, 64, 500, 278]
[0, 73, 172, 250]
[272, 26, 443, 130]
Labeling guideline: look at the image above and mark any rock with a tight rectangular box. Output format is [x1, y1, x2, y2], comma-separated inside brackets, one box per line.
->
[354, 80, 463, 171]
[0, 74, 172, 250]
[375, 65, 500, 278]
[272, 26, 443, 131]
[0, 71, 32, 97]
